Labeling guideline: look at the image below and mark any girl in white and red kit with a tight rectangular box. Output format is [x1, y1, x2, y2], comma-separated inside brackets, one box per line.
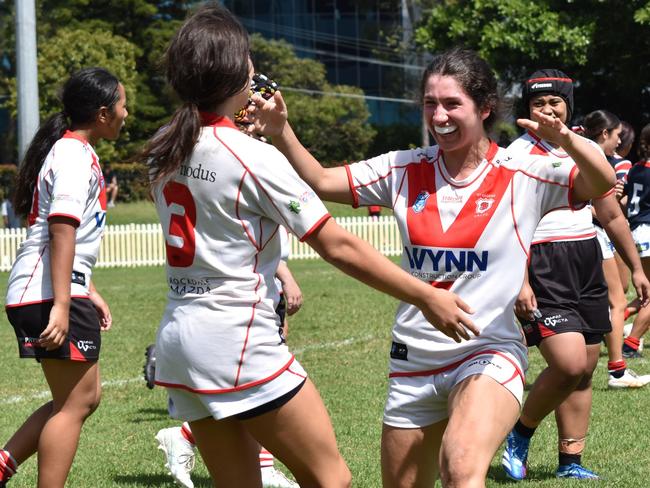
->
[0, 67, 127, 488]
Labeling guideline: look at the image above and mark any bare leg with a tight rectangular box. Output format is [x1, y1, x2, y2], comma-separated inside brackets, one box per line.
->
[37, 359, 102, 488]
[554, 344, 600, 446]
[3, 402, 53, 465]
[245, 379, 351, 488]
[614, 252, 630, 293]
[439, 375, 519, 488]
[381, 421, 446, 488]
[189, 416, 262, 487]
[520, 333, 587, 428]
[602, 258, 626, 363]
[628, 257, 650, 340]
[188, 379, 350, 488]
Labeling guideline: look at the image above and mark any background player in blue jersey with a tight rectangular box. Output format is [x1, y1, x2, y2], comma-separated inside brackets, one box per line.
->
[622, 124, 650, 357]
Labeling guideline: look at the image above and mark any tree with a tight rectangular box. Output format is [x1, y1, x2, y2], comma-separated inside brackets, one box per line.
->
[0, 0, 188, 162]
[251, 34, 376, 165]
[411, 0, 650, 137]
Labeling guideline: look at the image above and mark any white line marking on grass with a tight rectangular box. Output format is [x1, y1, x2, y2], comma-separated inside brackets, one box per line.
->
[0, 377, 142, 405]
[1, 335, 384, 405]
[292, 334, 379, 355]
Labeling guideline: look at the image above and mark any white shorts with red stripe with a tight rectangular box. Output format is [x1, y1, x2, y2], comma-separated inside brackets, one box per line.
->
[167, 359, 307, 421]
[383, 349, 525, 428]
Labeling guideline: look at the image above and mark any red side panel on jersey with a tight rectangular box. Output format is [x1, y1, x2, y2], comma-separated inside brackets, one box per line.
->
[94, 157, 107, 210]
[406, 163, 515, 248]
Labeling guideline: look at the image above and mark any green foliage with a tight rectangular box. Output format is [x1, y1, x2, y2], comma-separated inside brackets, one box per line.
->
[414, 0, 593, 83]
[251, 34, 376, 165]
[636, 2, 650, 23]
[0, 164, 16, 193]
[412, 0, 650, 134]
[367, 123, 422, 158]
[109, 162, 149, 203]
[4, 27, 138, 162]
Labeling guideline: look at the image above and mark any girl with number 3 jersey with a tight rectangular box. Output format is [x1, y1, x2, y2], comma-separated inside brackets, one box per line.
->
[139, 5, 485, 487]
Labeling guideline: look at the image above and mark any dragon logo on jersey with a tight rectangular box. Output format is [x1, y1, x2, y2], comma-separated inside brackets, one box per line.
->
[412, 191, 430, 213]
[475, 197, 495, 215]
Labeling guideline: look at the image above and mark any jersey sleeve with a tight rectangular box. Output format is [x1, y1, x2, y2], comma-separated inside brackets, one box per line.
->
[521, 155, 581, 216]
[244, 145, 331, 242]
[345, 151, 397, 208]
[48, 140, 92, 223]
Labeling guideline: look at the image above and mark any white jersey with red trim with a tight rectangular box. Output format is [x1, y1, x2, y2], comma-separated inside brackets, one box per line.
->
[6, 131, 107, 307]
[346, 141, 580, 374]
[508, 132, 595, 245]
[151, 116, 329, 393]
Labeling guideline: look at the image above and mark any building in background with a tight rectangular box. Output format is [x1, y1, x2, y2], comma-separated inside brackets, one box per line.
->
[221, 0, 423, 127]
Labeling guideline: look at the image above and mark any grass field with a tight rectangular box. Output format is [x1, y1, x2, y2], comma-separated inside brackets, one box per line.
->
[1, 261, 650, 487]
[105, 200, 376, 226]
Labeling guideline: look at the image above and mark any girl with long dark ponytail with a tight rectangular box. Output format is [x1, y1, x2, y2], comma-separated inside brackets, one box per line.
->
[144, 5, 500, 488]
[0, 67, 127, 488]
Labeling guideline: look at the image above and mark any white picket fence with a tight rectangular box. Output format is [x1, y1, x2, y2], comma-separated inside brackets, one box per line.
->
[0, 216, 403, 271]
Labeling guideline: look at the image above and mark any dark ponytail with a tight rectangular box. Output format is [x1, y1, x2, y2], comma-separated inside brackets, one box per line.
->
[140, 3, 250, 185]
[14, 112, 68, 216]
[639, 124, 650, 161]
[582, 109, 621, 142]
[14, 67, 120, 217]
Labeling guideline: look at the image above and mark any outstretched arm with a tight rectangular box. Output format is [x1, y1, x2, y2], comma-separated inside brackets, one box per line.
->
[306, 218, 479, 343]
[250, 91, 352, 203]
[518, 112, 615, 202]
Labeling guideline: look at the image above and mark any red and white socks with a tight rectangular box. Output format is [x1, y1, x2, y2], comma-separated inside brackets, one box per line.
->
[180, 422, 196, 445]
[0, 449, 17, 483]
[607, 359, 627, 378]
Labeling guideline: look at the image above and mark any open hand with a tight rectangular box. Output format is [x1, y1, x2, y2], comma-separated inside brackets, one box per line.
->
[517, 111, 572, 147]
[39, 303, 69, 351]
[420, 288, 479, 343]
[248, 91, 288, 138]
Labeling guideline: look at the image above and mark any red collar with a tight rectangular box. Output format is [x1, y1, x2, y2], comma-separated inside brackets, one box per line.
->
[199, 112, 237, 129]
[62, 130, 88, 144]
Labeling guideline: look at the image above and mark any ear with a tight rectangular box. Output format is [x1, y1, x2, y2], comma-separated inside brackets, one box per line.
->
[97, 106, 111, 124]
[480, 106, 491, 121]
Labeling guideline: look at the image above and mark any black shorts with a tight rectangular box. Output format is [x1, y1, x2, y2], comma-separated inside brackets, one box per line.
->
[6, 298, 101, 361]
[275, 292, 286, 325]
[520, 238, 611, 347]
[235, 379, 306, 420]
[275, 293, 287, 344]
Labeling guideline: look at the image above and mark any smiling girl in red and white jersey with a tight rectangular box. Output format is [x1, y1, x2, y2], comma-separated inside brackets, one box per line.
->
[139, 6, 484, 488]
[251, 48, 614, 487]
[0, 67, 127, 488]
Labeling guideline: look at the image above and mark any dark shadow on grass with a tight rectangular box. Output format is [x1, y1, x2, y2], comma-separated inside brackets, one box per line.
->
[114, 473, 212, 487]
[131, 406, 169, 421]
[487, 464, 557, 483]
